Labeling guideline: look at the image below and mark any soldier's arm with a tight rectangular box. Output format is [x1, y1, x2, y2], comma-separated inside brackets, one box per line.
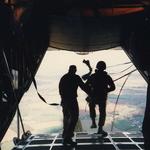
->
[107, 75, 116, 92]
[77, 76, 91, 95]
[82, 60, 92, 81]
[59, 77, 64, 96]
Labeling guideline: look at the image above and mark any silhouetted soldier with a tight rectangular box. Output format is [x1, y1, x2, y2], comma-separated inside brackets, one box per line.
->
[59, 65, 89, 146]
[86, 61, 115, 136]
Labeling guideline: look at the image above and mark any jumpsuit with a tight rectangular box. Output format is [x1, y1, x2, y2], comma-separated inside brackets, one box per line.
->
[86, 70, 115, 127]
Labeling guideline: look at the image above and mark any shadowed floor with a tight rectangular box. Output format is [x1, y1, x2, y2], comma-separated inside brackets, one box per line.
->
[12, 132, 144, 150]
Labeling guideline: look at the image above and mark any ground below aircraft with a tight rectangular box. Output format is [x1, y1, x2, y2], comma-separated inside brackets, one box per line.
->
[0, 0, 150, 149]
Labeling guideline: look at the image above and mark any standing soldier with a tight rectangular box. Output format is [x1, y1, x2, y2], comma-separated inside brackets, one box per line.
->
[59, 65, 89, 146]
[86, 61, 116, 136]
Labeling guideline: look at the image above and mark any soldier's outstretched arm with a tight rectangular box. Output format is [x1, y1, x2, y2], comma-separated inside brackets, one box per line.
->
[78, 76, 91, 95]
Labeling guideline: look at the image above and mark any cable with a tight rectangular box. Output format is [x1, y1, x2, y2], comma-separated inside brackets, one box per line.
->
[113, 69, 137, 82]
[110, 65, 134, 75]
[111, 74, 131, 131]
[107, 62, 132, 68]
[111, 69, 137, 131]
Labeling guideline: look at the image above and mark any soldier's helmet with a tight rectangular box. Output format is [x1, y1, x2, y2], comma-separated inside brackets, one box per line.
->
[96, 61, 106, 71]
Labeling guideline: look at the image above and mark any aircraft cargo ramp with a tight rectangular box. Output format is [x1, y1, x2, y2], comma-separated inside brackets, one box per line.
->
[12, 132, 144, 150]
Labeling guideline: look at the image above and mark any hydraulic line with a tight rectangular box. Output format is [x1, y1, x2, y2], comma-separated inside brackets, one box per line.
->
[18, 108, 25, 135]
[2, 50, 27, 139]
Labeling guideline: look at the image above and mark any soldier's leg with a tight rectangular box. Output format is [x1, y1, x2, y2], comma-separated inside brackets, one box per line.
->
[89, 102, 97, 128]
[63, 100, 78, 146]
[98, 102, 106, 127]
[97, 102, 107, 136]
[68, 100, 79, 137]
[62, 104, 70, 138]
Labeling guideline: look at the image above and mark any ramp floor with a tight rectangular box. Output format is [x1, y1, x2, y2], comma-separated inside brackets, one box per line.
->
[12, 132, 144, 150]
